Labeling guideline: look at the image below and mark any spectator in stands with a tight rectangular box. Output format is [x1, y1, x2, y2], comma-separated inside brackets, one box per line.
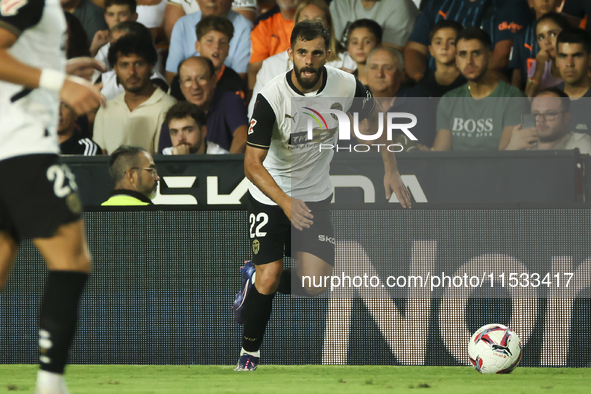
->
[416, 20, 466, 97]
[505, 87, 591, 153]
[346, 19, 382, 86]
[61, 0, 109, 47]
[248, 0, 301, 90]
[555, 28, 591, 134]
[164, 0, 257, 40]
[170, 15, 247, 102]
[434, 28, 529, 151]
[330, 0, 418, 51]
[508, 1, 564, 91]
[58, 102, 102, 155]
[248, 0, 357, 117]
[94, 35, 177, 154]
[90, 0, 138, 58]
[365, 47, 422, 150]
[522, 13, 570, 97]
[165, 0, 252, 83]
[404, 0, 533, 82]
[102, 146, 160, 206]
[162, 102, 230, 154]
[96, 22, 168, 100]
[160, 57, 248, 153]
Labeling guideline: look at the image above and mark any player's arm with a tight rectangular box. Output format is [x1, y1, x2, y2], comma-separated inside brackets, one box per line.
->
[0, 12, 104, 114]
[351, 81, 412, 208]
[245, 95, 313, 230]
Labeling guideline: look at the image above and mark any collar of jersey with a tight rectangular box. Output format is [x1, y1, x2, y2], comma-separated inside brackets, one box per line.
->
[286, 66, 328, 96]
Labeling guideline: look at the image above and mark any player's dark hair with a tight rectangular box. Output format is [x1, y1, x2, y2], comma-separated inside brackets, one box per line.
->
[164, 102, 207, 128]
[556, 28, 591, 55]
[177, 56, 216, 80]
[108, 33, 158, 66]
[196, 15, 234, 41]
[429, 20, 464, 43]
[534, 12, 571, 38]
[455, 27, 492, 49]
[533, 87, 571, 112]
[109, 145, 149, 184]
[104, 0, 137, 14]
[346, 19, 383, 46]
[290, 20, 330, 50]
[64, 12, 90, 59]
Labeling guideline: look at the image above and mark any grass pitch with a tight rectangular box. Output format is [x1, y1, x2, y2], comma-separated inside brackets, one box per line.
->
[0, 365, 589, 393]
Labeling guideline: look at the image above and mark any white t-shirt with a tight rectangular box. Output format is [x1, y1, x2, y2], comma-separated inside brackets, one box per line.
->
[167, 0, 257, 14]
[137, 0, 167, 28]
[162, 140, 229, 155]
[246, 66, 375, 205]
[248, 50, 358, 118]
[0, 0, 66, 161]
[330, 0, 418, 47]
[554, 132, 591, 155]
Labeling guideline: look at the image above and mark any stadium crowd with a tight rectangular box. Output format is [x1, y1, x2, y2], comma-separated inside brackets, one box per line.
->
[60, 0, 591, 157]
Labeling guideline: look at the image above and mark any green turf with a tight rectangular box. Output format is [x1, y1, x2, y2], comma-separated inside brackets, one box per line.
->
[0, 365, 589, 393]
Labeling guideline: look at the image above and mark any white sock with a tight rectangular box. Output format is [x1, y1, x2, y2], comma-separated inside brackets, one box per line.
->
[240, 348, 260, 358]
[36, 370, 68, 394]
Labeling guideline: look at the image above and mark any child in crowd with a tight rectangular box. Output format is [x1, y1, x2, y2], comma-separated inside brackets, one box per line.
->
[92, 0, 138, 61]
[417, 20, 466, 97]
[170, 16, 247, 102]
[346, 19, 382, 86]
[525, 13, 571, 97]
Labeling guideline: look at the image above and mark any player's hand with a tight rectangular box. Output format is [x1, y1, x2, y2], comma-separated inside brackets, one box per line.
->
[171, 144, 191, 155]
[284, 198, 314, 231]
[60, 75, 106, 115]
[66, 57, 107, 80]
[384, 170, 412, 208]
[90, 30, 111, 57]
[505, 124, 539, 150]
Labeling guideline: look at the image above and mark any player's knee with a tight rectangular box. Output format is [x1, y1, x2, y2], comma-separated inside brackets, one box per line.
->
[256, 266, 282, 294]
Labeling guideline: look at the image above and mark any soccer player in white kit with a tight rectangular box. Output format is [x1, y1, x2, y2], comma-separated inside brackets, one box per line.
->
[0, 1, 104, 392]
[233, 20, 412, 371]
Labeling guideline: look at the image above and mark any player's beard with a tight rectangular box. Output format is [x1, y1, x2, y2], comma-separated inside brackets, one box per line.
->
[294, 64, 323, 90]
[138, 177, 158, 200]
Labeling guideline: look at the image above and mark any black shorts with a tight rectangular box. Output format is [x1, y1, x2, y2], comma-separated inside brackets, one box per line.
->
[0, 154, 83, 241]
[247, 193, 335, 266]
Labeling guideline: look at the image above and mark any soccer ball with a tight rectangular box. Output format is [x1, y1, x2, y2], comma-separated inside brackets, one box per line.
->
[468, 324, 522, 374]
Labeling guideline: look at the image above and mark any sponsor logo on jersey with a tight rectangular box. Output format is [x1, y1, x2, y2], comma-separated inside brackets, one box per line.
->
[252, 239, 260, 254]
[248, 119, 257, 135]
[498, 21, 523, 33]
[1, 0, 27, 17]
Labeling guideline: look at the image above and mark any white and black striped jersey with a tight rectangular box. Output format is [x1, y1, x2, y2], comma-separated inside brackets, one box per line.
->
[247, 65, 375, 205]
[0, 0, 67, 161]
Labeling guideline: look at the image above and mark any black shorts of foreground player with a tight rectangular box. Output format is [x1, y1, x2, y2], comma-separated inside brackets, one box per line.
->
[0, 2, 104, 393]
[232, 20, 412, 372]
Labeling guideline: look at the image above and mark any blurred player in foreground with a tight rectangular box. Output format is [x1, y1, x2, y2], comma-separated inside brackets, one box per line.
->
[0, 2, 104, 393]
[232, 20, 412, 371]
